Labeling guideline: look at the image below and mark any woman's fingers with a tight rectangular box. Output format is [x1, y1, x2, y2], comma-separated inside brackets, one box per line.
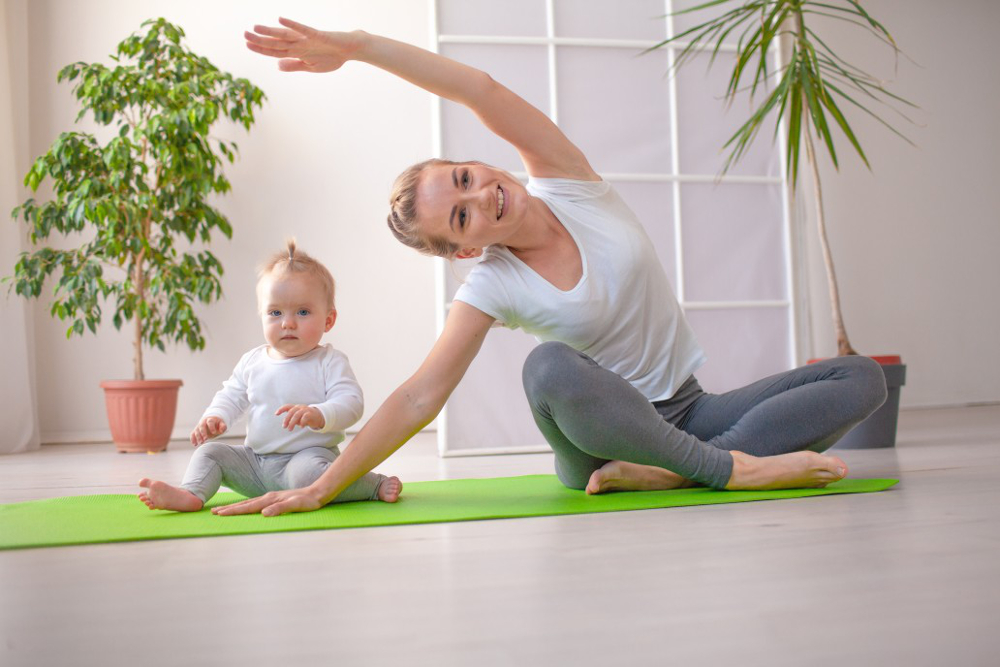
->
[261, 499, 297, 517]
[245, 41, 292, 59]
[244, 34, 291, 52]
[212, 494, 274, 515]
[278, 59, 312, 73]
[278, 17, 320, 36]
[251, 24, 301, 40]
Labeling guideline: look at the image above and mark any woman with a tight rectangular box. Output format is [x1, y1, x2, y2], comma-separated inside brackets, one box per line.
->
[215, 18, 886, 517]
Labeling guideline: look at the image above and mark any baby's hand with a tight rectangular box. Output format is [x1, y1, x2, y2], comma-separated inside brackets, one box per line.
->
[190, 416, 227, 446]
[276, 404, 326, 431]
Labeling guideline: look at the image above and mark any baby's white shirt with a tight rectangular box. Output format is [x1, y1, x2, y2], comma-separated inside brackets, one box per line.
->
[453, 177, 705, 402]
[202, 344, 363, 455]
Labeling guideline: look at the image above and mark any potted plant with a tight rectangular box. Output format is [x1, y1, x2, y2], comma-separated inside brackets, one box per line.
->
[650, 0, 916, 447]
[6, 18, 265, 453]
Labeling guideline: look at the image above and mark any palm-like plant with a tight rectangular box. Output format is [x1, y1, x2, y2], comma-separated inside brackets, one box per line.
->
[649, 0, 916, 356]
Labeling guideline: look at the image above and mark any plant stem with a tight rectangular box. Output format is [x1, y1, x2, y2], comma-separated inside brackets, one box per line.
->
[803, 121, 857, 357]
[133, 247, 145, 381]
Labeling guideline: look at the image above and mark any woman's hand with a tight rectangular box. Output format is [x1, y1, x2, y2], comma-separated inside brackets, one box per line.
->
[212, 487, 323, 517]
[244, 18, 364, 73]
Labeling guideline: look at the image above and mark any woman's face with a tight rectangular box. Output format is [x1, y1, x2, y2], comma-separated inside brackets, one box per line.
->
[415, 162, 529, 259]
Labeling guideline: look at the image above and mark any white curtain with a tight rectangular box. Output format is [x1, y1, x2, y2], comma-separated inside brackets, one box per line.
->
[0, 0, 41, 454]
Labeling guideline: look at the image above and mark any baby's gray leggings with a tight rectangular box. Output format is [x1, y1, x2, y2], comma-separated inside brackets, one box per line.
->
[523, 342, 887, 490]
[180, 443, 386, 504]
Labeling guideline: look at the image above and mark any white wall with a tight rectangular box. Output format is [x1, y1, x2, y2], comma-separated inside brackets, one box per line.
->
[798, 0, 1000, 407]
[16, 0, 438, 442]
[9, 0, 999, 446]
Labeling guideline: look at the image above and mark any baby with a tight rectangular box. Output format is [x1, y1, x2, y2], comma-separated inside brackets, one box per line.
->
[138, 241, 401, 511]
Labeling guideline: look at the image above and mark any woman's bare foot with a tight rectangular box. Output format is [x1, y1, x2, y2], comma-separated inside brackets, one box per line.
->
[586, 460, 697, 495]
[725, 451, 848, 491]
[377, 476, 402, 503]
[137, 478, 204, 512]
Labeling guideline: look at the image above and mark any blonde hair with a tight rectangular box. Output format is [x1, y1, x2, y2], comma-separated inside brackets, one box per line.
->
[387, 158, 461, 258]
[257, 239, 336, 310]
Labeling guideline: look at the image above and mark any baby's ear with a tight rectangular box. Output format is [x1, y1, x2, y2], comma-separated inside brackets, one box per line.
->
[325, 309, 338, 332]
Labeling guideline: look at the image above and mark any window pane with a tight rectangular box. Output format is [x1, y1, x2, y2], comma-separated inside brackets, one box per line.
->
[439, 0, 547, 36]
[684, 307, 792, 393]
[611, 181, 678, 288]
[681, 183, 787, 302]
[675, 50, 782, 177]
[444, 326, 544, 452]
[556, 46, 673, 174]
[554, 0, 667, 40]
[440, 44, 550, 172]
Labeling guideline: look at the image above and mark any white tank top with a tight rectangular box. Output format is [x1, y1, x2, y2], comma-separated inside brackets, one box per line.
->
[453, 177, 705, 401]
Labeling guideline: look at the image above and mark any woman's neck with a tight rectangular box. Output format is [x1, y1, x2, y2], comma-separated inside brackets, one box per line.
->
[505, 195, 568, 258]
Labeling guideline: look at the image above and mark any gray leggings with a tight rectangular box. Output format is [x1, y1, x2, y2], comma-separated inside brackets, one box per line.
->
[180, 443, 386, 504]
[523, 342, 887, 490]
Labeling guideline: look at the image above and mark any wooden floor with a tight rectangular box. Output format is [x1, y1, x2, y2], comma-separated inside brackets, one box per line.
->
[1, 405, 999, 666]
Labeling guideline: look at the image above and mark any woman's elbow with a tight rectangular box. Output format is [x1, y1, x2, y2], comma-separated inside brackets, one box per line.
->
[395, 382, 448, 425]
[464, 70, 500, 105]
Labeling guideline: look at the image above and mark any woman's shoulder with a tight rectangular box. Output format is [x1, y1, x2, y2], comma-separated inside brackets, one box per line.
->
[526, 176, 611, 202]
[465, 245, 522, 283]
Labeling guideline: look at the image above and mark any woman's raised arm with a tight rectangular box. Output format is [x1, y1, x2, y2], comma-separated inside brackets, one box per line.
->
[245, 18, 598, 181]
[212, 301, 496, 516]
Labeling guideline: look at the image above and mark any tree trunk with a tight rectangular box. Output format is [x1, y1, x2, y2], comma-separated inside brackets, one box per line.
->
[804, 123, 857, 357]
[133, 254, 145, 381]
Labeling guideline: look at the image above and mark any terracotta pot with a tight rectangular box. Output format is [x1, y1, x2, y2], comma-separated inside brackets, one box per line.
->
[99, 379, 183, 453]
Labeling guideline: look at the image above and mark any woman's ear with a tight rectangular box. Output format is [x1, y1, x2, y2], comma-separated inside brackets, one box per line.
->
[455, 247, 482, 260]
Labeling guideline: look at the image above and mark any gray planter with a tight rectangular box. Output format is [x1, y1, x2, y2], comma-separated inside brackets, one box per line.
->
[834, 362, 907, 449]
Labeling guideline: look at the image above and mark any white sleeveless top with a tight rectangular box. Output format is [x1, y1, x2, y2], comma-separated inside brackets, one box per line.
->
[453, 177, 705, 401]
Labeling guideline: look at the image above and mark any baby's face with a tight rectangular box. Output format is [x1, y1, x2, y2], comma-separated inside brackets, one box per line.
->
[258, 273, 336, 359]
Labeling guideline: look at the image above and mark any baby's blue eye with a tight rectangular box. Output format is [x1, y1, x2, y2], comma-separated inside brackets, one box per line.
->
[268, 309, 281, 317]
[297, 309, 310, 317]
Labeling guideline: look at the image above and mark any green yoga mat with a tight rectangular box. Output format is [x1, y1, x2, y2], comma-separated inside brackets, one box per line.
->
[0, 474, 897, 550]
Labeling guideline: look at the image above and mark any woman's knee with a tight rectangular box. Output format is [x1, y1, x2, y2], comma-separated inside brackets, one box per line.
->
[521, 341, 583, 401]
[841, 355, 888, 416]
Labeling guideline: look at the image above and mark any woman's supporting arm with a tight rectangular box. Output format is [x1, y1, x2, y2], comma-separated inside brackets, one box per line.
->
[244, 18, 598, 180]
[212, 301, 496, 516]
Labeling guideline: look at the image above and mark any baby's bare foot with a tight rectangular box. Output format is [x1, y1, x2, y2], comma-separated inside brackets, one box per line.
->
[377, 476, 402, 503]
[725, 451, 848, 491]
[586, 460, 697, 495]
[137, 478, 204, 512]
